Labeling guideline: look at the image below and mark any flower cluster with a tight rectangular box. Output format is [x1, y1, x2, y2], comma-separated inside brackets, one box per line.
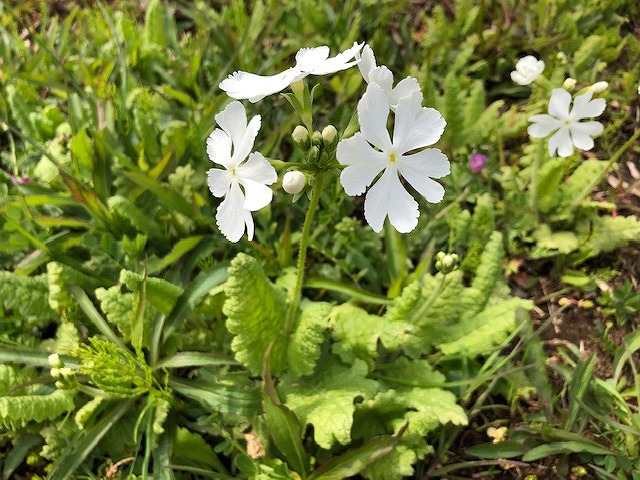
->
[510, 55, 607, 158]
[208, 42, 450, 241]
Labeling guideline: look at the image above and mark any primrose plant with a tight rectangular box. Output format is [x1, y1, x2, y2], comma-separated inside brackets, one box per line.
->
[202, 43, 508, 478]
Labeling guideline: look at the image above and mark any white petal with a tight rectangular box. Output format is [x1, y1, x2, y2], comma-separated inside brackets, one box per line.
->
[367, 66, 394, 93]
[570, 91, 606, 120]
[206, 129, 232, 168]
[215, 102, 261, 167]
[394, 95, 445, 152]
[295, 46, 330, 72]
[527, 114, 562, 138]
[337, 133, 387, 195]
[219, 68, 299, 102]
[310, 42, 364, 75]
[548, 88, 572, 119]
[398, 148, 450, 203]
[364, 168, 418, 233]
[240, 179, 274, 211]
[237, 152, 277, 185]
[207, 168, 231, 198]
[548, 126, 573, 157]
[357, 44, 377, 82]
[358, 83, 392, 151]
[510, 70, 530, 85]
[236, 152, 276, 210]
[216, 182, 251, 242]
[569, 121, 603, 151]
[388, 76, 421, 110]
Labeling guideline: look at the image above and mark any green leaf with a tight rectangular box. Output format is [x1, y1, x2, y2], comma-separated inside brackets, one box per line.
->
[557, 159, 611, 215]
[532, 224, 580, 257]
[173, 427, 228, 472]
[281, 357, 378, 449]
[465, 441, 529, 459]
[0, 271, 56, 321]
[170, 378, 260, 417]
[579, 215, 640, 259]
[535, 157, 565, 214]
[287, 301, 331, 378]
[147, 235, 204, 274]
[108, 195, 163, 238]
[263, 351, 310, 477]
[522, 441, 613, 462]
[162, 264, 228, 341]
[2, 434, 41, 480]
[48, 399, 134, 480]
[437, 297, 531, 355]
[307, 423, 407, 480]
[120, 270, 184, 316]
[223, 254, 289, 375]
[0, 388, 76, 429]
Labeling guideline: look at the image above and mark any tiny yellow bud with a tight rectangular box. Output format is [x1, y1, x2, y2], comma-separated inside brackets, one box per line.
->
[562, 78, 577, 90]
[48, 353, 63, 368]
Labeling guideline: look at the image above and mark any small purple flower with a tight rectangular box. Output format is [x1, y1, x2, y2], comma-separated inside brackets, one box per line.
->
[469, 153, 488, 173]
[11, 176, 31, 185]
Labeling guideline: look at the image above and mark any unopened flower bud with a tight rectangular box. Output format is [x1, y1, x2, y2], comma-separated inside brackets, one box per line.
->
[562, 78, 577, 90]
[282, 171, 306, 194]
[307, 145, 320, 164]
[50, 368, 61, 378]
[54, 380, 66, 389]
[48, 353, 64, 368]
[556, 52, 568, 63]
[59, 367, 73, 379]
[589, 81, 608, 93]
[321, 125, 338, 146]
[292, 125, 309, 149]
[435, 252, 459, 273]
[310, 130, 323, 146]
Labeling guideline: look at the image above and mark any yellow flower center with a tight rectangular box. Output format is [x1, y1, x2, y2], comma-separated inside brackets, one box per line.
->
[388, 152, 398, 163]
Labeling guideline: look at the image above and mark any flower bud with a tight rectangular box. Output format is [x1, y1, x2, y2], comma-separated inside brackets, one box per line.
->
[291, 125, 309, 149]
[321, 125, 338, 147]
[59, 367, 74, 379]
[48, 353, 64, 368]
[589, 81, 608, 93]
[282, 171, 306, 194]
[435, 252, 459, 274]
[310, 130, 323, 146]
[562, 78, 577, 90]
[307, 145, 320, 165]
[50, 368, 61, 378]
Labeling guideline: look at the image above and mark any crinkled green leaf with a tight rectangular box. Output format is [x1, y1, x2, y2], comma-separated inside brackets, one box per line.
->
[47, 262, 103, 315]
[224, 253, 289, 375]
[535, 157, 565, 214]
[281, 358, 378, 449]
[532, 224, 580, 257]
[120, 270, 184, 316]
[173, 427, 227, 471]
[287, 301, 331, 378]
[0, 271, 57, 321]
[108, 195, 162, 238]
[437, 297, 532, 355]
[557, 159, 611, 216]
[580, 215, 640, 258]
[0, 365, 36, 396]
[330, 304, 413, 366]
[461, 231, 504, 316]
[0, 389, 76, 428]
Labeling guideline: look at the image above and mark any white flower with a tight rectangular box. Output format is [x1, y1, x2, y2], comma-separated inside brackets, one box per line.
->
[219, 42, 364, 102]
[510, 55, 545, 85]
[206, 101, 277, 242]
[282, 171, 306, 194]
[337, 83, 449, 233]
[356, 44, 421, 110]
[528, 88, 605, 158]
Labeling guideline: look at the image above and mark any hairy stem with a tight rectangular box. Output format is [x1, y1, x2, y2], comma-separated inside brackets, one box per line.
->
[285, 172, 325, 332]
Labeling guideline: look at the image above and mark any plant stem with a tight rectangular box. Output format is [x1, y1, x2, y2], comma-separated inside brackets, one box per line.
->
[529, 140, 545, 220]
[285, 172, 325, 332]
